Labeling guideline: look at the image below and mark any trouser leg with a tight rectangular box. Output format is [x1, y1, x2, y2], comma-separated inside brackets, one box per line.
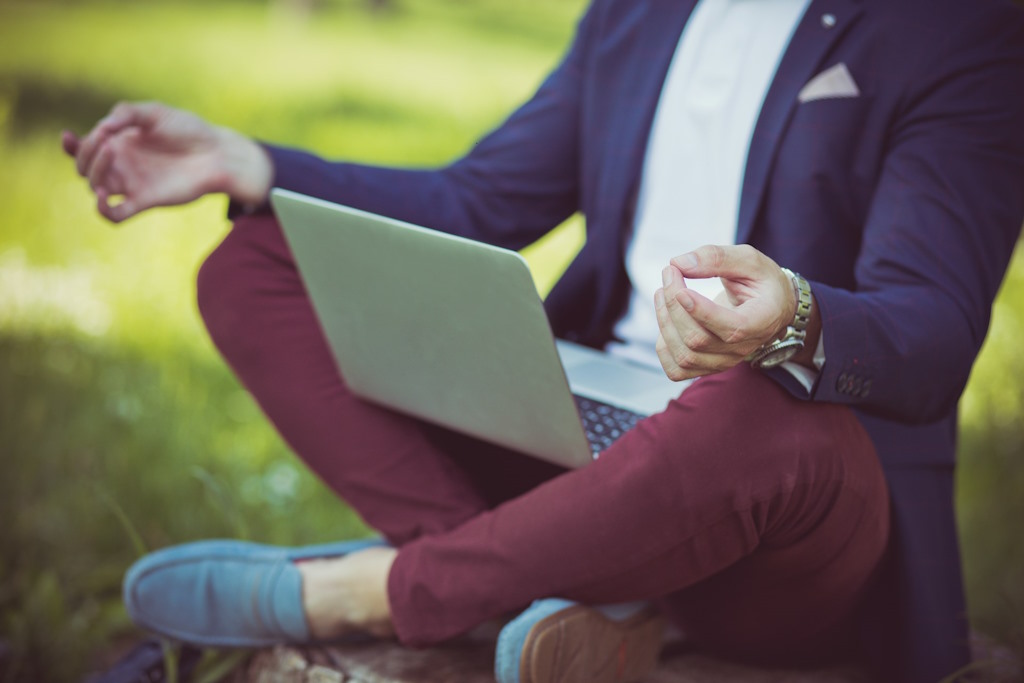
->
[389, 364, 890, 666]
[196, 214, 564, 544]
[198, 215, 889, 665]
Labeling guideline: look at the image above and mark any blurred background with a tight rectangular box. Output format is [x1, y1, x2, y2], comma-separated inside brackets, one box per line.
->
[0, 0, 1021, 681]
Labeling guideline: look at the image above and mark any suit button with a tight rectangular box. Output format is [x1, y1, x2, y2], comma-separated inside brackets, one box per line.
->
[851, 376, 863, 395]
[859, 379, 873, 398]
[837, 372, 849, 393]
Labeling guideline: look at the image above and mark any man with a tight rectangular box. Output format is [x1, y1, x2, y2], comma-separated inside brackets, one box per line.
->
[64, 0, 1024, 681]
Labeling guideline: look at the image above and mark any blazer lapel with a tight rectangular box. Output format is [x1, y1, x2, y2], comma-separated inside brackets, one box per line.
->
[736, 0, 865, 244]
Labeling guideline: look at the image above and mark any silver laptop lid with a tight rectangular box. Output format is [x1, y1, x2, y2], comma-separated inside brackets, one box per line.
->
[270, 189, 593, 469]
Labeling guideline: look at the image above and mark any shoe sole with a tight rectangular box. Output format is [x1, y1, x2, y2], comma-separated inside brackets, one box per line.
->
[519, 605, 666, 683]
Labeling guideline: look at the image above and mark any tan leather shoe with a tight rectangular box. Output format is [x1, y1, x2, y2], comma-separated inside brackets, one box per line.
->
[495, 599, 666, 683]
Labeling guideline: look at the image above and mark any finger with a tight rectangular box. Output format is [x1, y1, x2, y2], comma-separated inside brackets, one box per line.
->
[88, 141, 116, 192]
[674, 287, 752, 346]
[671, 244, 771, 281]
[86, 134, 129, 197]
[670, 246, 794, 347]
[96, 189, 140, 224]
[654, 286, 691, 357]
[61, 130, 80, 157]
[655, 331, 700, 382]
[655, 330, 736, 381]
[660, 266, 768, 361]
[96, 188, 117, 223]
[665, 286, 752, 357]
[661, 264, 695, 311]
[76, 125, 115, 177]
[655, 333, 685, 381]
[660, 266, 725, 353]
[96, 188, 112, 220]
[76, 102, 161, 177]
[106, 198, 140, 223]
[655, 287, 730, 376]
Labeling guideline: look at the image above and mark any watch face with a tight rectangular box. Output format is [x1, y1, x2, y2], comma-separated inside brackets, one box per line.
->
[755, 343, 800, 369]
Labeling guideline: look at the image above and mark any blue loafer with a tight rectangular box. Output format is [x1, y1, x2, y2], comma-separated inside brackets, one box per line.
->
[123, 537, 386, 647]
[495, 598, 665, 683]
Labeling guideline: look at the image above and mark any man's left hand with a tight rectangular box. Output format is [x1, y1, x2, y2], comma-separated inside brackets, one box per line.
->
[654, 244, 802, 381]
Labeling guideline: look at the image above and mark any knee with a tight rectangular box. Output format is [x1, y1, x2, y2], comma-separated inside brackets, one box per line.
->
[196, 226, 244, 349]
[657, 366, 881, 495]
[196, 214, 283, 356]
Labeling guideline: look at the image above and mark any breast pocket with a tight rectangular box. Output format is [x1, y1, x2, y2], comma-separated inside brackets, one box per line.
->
[773, 96, 881, 224]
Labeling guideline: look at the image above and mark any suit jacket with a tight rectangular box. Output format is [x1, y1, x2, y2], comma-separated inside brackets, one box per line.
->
[259, 0, 1024, 679]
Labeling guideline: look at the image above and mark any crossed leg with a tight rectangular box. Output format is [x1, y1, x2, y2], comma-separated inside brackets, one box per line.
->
[197, 214, 890, 666]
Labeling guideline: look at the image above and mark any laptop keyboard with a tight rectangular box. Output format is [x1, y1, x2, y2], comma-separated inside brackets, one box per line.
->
[573, 395, 645, 457]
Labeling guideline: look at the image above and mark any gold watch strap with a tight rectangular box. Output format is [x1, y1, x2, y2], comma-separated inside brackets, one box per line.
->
[785, 268, 812, 335]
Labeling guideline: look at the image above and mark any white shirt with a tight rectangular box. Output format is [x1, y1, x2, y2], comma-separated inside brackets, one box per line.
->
[608, 0, 821, 391]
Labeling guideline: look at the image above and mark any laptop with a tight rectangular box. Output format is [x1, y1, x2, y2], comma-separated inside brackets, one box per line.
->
[270, 189, 683, 469]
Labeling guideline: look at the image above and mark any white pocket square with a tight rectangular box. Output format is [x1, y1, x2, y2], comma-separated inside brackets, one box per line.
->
[798, 62, 860, 103]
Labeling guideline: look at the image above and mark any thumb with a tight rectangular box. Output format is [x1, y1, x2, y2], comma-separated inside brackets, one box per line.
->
[671, 244, 766, 280]
[100, 101, 164, 135]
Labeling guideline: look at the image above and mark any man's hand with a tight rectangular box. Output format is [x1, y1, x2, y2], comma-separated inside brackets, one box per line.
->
[654, 244, 820, 381]
[61, 102, 273, 223]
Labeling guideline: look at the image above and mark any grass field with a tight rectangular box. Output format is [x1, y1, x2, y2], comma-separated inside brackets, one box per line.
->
[1, 1, 1022, 681]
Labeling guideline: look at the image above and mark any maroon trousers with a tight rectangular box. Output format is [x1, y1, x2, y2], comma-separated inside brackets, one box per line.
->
[198, 215, 890, 665]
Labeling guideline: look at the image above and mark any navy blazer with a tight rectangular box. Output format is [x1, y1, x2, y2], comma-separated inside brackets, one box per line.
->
[260, 0, 1024, 679]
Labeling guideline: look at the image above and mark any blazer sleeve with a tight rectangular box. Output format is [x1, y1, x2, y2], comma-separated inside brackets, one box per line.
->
[256, 4, 599, 252]
[809, 10, 1024, 423]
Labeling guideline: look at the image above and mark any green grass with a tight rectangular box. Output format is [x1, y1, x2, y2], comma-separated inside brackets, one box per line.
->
[0, 1, 1021, 681]
[0, 2, 586, 680]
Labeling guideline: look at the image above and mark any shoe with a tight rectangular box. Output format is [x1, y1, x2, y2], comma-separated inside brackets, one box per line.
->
[123, 537, 386, 647]
[494, 598, 666, 683]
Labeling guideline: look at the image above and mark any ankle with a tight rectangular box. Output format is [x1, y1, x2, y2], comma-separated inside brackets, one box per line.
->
[299, 546, 398, 639]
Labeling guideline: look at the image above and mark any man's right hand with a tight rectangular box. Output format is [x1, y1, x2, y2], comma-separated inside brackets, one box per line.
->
[62, 102, 273, 223]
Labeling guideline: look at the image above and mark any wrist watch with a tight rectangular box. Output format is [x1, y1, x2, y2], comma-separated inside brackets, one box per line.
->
[748, 268, 812, 370]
